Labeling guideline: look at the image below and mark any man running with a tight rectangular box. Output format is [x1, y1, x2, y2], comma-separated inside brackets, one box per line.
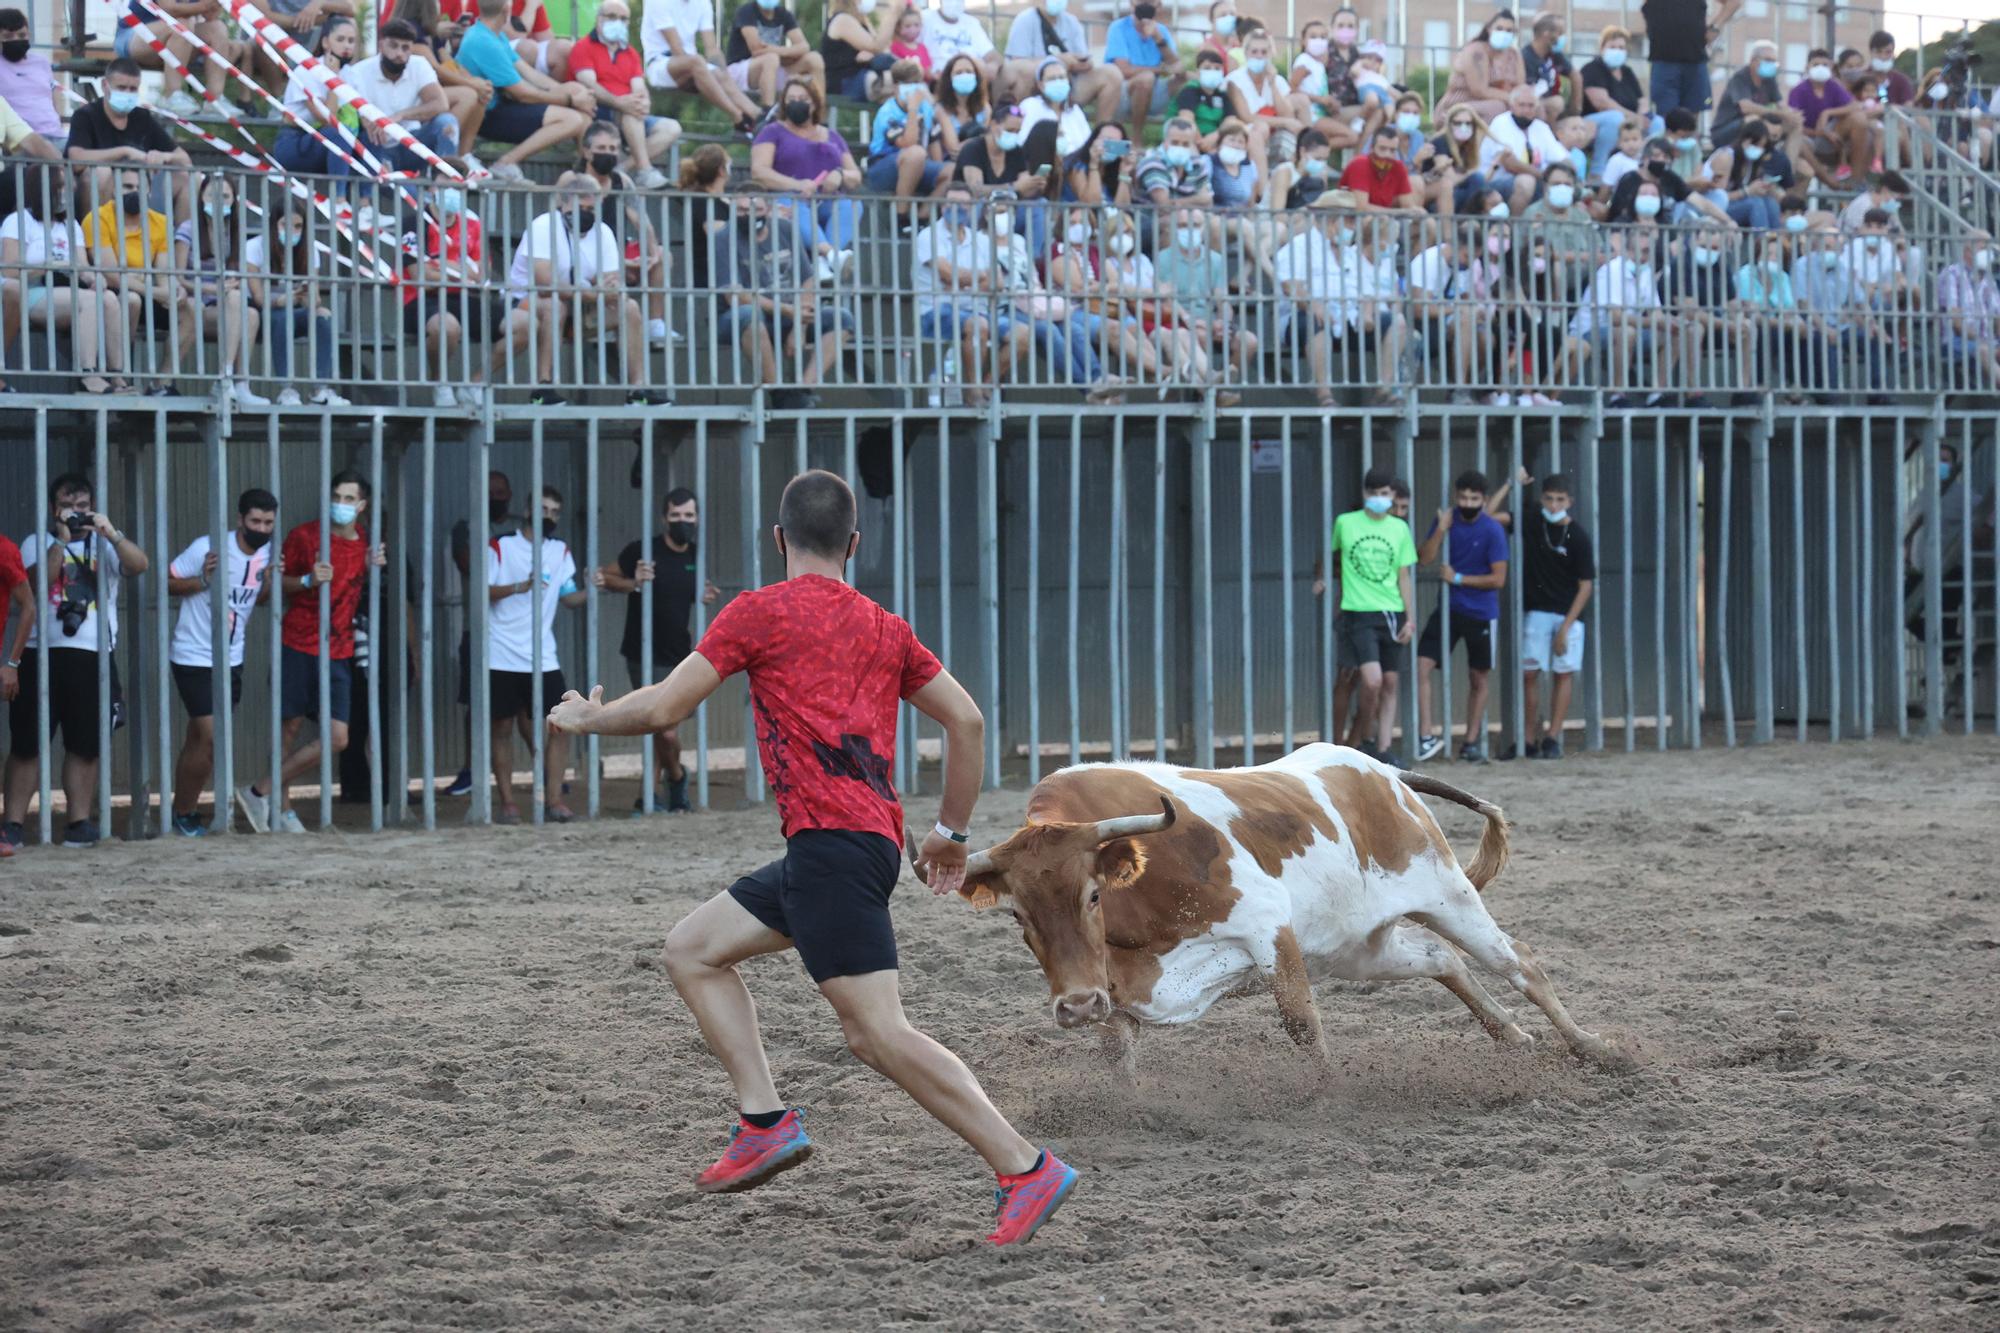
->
[548, 470, 1074, 1246]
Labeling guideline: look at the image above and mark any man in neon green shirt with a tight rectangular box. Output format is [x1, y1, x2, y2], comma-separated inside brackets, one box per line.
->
[1312, 467, 1416, 764]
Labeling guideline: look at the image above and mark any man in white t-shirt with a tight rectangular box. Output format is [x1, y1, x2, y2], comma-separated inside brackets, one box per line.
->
[2, 472, 151, 851]
[924, 0, 1002, 86]
[1569, 228, 1672, 405]
[484, 486, 587, 823]
[641, 0, 762, 134]
[342, 20, 459, 173]
[164, 488, 276, 838]
[1479, 84, 1565, 214]
[911, 183, 1033, 406]
[505, 173, 666, 409]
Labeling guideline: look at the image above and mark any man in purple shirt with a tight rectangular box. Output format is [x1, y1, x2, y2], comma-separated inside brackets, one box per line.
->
[1413, 471, 1510, 763]
[1789, 46, 1873, 181]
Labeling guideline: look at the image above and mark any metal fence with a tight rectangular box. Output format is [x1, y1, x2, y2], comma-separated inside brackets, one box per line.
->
[0, 399, 1993, 845]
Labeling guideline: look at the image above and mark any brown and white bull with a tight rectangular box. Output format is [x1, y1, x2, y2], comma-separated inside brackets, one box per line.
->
[909, 742, 1620, 1068]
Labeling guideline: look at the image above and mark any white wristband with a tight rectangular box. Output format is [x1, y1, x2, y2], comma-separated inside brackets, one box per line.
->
[933, 821, 968, 844]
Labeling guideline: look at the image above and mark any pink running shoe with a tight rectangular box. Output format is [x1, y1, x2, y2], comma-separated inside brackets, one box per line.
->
[987, 1150, 1078, 1245]
[695, 1109, 813, 1194]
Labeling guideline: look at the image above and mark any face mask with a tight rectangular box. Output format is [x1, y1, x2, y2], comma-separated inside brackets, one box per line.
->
[1457, 505, 1484, 523]
[1808, 64, 1831, 83]
[990, 211, 1013, 236]
[1214, 14, 1235, 35]
[1488, 30, 1514, 51]
[996, 127, 1024, 151]
[575, 207, 597, 233]
[784, 99, 812, 124]
[1217, 144, 1246, 166]
[755, 0, 778, 9]
[1334, 24, 1357, 43]
[1363, 494, 1393, 515]
[590, 149, 620, 173]
[283, 225, 304, 245]
[1395, 110, 1421, 135]
[1603, 47, 1626, 70]
[1305, 37, 1328, 58]
[1864, 235, 1882, 252]
[1164, 143, 1192, 168]
[1547, 183, 1575, 210]
[1757, 59, 1779, 79]
[489, 496, 511, 522]
[1176, 226, 1204, 250]
[1302, 157, 1327, 177]
[107, 89, 140, 115]
[1634, 194, 1662, 218]
[240, 526, 273, 552]
[1045, 0, 1067, 14]
[1334, 225, 1355, 245]
[439, 187, 464, 216]
[1529, 254, 1547, 273]
[121, 190, 144, 215]
[1066, 222, 1091, 244]
[1884, 198, 1900, 214]
[1, 38, 29, 61]
[1929, 81, 1951, 101]
[1554, 34, 1567, 52]
[1742, 143, 1765, 162]
[1939, 462, 1955, 483]
[662, 520, 696, 547]
[1542, 507, 1567, 524]
[1451, 122, 1473, 142]
[381, 55, 409, 78]
[1871, 56, 1892, 72]
[1820, 251, 1839, 269]
[938, 0, 961, 16]
[1974, 249, 1993, 271]
[1245, 55, 1269, 74]
[1692, 245, 1719, 267]
[1487, 201, 1509, 219]
[330, 502, 360, 527]
[1486, 234, 1507, 256]
[1188, 66, 1222, 94]
[1674, 136, 1698, 153]
[1785, 214, 1808, 233]
[951, 71, 978, 97]
[1109, 233, 1135, 255]
[898, 81, 925, 103]
[1043, 78, 1070, 103]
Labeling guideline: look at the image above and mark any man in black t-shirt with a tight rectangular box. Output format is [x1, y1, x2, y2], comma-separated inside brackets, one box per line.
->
[592, 486, 720, 811]
[64, 58, 192, 221]
[1501, 471, 1596, 761]
[1639, 0, 1742, 119]
[723, 0, 821, 107]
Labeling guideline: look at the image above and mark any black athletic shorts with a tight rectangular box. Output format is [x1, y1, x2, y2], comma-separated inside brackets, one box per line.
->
[489, 667, 567, 720]
[172, 662, 244, 719]
[1417, 610, 1494, 672]
[7, 649, 122, 761]
[728, 829, 902, 984]
[1337, 609, 1405, 669]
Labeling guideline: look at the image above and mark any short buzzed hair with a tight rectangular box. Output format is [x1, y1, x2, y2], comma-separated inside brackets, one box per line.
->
[238, 487, 278, 515]
[779, 470, 857, 558]
[1362, 466, 1395, 491]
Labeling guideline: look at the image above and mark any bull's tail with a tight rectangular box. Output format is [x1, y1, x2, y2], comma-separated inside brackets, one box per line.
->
[1400, 772, 1511, 892]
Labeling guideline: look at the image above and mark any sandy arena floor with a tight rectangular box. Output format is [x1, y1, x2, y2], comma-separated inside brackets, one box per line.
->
[3, 737, 1998, 1330]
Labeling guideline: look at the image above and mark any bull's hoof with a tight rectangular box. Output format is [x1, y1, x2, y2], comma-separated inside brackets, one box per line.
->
[1494, 1023, 1536, 1048]
[1572, 1032, 1636, 1071]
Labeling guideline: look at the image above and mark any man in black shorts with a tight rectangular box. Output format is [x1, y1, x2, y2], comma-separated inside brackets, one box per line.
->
[1414, 471, 1508, 763]
[549, 469, 1076, 1246]
[591, 486, 720, 813]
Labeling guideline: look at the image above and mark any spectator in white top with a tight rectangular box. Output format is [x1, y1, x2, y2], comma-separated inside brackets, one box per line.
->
[2, 472, 151, 850]
[1002, 0, 1121, 124]
[640, 0, 763, 135]
[923, 0, 1001, 88]
[912, 181, 1034, 406]
[504, 172, 666, 409]
[164, 488, 276, 838]
[1569, 227, 1672, 406]
[1020, 56, 1092, 159]
[1224, 27, 1307, 183]
[484, 486, 587, 825]
[0, 164, 131, 396]
[1480, 83, 1563, 213]
[1841, 206, 1912, 309]
[343, 20, 461, 175]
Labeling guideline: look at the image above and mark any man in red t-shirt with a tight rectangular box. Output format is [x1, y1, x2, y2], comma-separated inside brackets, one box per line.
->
[0, 533, 29, 856]
[549, 470, 1077, 1246]
[566, 0, 679, 187]
[1338, 126, 1422, 210]
[236, 470, 387, 834]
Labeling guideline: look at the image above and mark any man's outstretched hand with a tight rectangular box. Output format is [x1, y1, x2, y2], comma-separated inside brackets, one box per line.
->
[547, 685, 605, 736]
[917, 830, 969, 898]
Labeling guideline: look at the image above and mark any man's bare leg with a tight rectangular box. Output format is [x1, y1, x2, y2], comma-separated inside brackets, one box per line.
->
[663, 891, 791, 1113]
[821, 969, 1039, 1175]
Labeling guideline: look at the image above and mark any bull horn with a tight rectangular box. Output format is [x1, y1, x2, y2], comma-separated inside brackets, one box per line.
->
[906, 826, 1002, 883]
[1090, 795, 1176, 844]
[904, 827, 930, 885]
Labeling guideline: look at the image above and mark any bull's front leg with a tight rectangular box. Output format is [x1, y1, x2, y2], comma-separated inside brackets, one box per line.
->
[1271, 926, 1332, 1067]
[1098, 1010, 1141, 1084]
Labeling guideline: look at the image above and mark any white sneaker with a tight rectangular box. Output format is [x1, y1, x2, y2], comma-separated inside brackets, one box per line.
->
[162, 89, 202, 119]
[646, 317, 669, 345]
[487, 161, 526, 183]
[276, 809, 307, 834]
[310, 386, 349, 406]
[231, 379, 270, 407]
[234, 784, 269, 833]
[815, 248, 855, 286]
[276, 387, 303, 407]
[351, 203, 379, 234]
[433, 383, 458, 408]
[1486, 391, 1514, 406]
[455, 383, 485, 408]
[632, 166, 668, 189]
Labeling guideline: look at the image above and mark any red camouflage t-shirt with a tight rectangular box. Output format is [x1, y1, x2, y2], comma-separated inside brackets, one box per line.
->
[697, 574, 941, 845]
[280, 520, 369, 660]
[0, 534, 24, 599]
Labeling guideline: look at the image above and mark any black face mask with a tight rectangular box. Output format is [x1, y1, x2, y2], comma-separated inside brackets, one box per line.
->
[240, 526, 273, 552]
[1457, 505, 1485, 524]
[488, 496, 511, 523]
[540, 518, 559, 540]
[666, 520, 696, 546]
[1512, 111, 1534, 128]
[589, 151, 619, 175]
[783, 99, 812, 125]
[381, 56, 408, 79]
[1, 39, 30, 62]
[574, 207, 597, 233]
[121, 190, 143, 216]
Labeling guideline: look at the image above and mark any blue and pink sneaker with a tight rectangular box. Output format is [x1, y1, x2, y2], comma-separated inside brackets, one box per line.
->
[695, 1109, 813, 1194]
[987, 1150, 1078, 1245]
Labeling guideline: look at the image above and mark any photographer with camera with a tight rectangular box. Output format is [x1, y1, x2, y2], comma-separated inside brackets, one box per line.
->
[2, 473, 150, 851]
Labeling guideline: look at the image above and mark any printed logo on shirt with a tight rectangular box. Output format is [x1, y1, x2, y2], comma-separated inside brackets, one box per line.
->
[811, 733, 895, 801]
[1345, 531, 1399, 583]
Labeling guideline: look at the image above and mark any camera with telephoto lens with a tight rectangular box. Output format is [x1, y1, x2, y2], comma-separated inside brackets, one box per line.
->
[56, 567, 95, 638]
[1941, 36, 1980, 90]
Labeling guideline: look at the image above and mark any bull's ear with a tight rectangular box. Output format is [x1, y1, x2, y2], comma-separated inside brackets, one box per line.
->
[959, 874, 1005, 911]
[1094, 839, 1148, 891]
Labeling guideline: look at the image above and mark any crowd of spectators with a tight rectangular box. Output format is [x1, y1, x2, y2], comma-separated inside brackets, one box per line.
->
[0, 6, 1996, 401]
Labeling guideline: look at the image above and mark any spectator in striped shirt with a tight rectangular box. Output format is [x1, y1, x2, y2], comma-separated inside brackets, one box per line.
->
[1938, 230, 1999, 386]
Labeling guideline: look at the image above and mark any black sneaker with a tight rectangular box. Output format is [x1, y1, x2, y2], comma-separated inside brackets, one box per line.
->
[529, 390, 569, 406]
[627, 389, 671, 408]
[0, 821, 23, 851]
[1534, 737, 1564, 760]
[62, 818, 101, 848]
[171, 813, 207, 838]
[1376, 750, 1408, 770]
[1457, 742, 1488, 764]
[668, 775, 691, 813]
[1494, 742, 1530, 762]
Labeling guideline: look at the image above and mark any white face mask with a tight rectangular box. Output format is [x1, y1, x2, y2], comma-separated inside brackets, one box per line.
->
[1546, 183, 1575, 210]
[1450, 122, 1473, 142]
[1928, 80, 1951, 101]
[599, 17, 628, 42]
[1217, 144, 1246, 166]
[1305, 37, 1328, 58]
[1974, 249, 1993, 271]
[1871, 56, 1893, 72]
[1634, 194, 1662, 218]
[1486, 202, 1509, 220]
[1487, 29, 1514, 50]
[1603, 47, 1626, 70]
[1808, 64, 1832, 83]
[1742, 143, 1765, 161]
[1108, 233, 1135, 255]
[1176, 226, 1204, 250]
[1065, 222, 1092, 245]
[1692, 246, 1720, 267]
[990, 212, 1013, 237]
